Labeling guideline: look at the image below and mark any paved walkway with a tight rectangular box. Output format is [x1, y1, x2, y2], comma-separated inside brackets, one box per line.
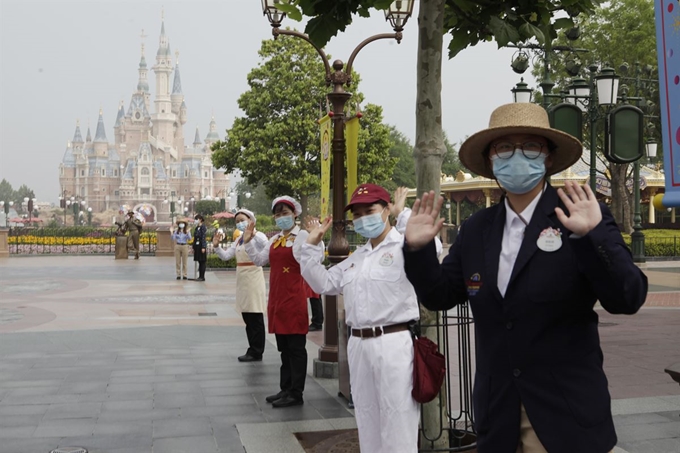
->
[0, 256, 678, 453]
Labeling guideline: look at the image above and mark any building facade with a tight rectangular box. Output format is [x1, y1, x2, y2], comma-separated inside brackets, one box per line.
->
[59, 19, 228, 223]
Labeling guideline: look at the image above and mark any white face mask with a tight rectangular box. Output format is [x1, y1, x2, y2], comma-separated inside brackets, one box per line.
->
[178, 223, 185, 229]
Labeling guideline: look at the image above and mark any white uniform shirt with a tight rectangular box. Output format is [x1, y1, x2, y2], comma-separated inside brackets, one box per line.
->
[497, 188, 543, 297]
[244, 225, 323, 266]
[215, 231, 268, 262]
[300, 209, 438, 329]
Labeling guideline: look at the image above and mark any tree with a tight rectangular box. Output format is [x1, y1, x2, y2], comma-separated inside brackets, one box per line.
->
[442, 132, 463, 178]
[211, 33, 395, 217]
[0, 179, 13, 204]
[385, 126, 416, 191]
[195, 200, 220, 217]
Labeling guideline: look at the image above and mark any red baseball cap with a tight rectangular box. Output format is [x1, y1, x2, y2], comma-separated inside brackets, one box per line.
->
[344, 183, 390, 211]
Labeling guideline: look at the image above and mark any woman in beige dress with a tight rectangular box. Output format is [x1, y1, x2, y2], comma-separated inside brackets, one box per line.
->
[213, 208, 268, 362]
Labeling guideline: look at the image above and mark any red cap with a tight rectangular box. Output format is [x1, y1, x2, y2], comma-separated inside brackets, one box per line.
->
[344, 183, 390, 211]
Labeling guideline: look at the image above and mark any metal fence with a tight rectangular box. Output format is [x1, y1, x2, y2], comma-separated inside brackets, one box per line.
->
[419, 303, 477, 452]
[7, 227, 157, 255]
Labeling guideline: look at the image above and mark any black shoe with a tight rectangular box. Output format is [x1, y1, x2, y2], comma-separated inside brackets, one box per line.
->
[176, 276, 181, 280]
[308, 324, 322, 331]
[265, 390, 288, 403]
[272, 395, 304, 408]
[196, 277, 205, 281]
[238, 354, 262, 362]
[183, 276, 187, 280]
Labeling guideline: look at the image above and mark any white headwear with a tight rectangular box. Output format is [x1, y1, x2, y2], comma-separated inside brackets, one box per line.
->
[271, 196, 302, 217]
[235, 208, 256, 224]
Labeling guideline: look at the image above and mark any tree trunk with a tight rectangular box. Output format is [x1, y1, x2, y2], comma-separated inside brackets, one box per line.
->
[609, 163, 632, 233]
[300, 194, 309, 219]
[414, 0, 446, 199]
[414, 0, 449, 449]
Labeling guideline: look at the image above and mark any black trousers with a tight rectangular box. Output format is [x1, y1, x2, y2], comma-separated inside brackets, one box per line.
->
[275, 333, 307, 399]
[309, 297, 324, 326]
[242, 312, 265, 358]
[196, 260, 206, 278]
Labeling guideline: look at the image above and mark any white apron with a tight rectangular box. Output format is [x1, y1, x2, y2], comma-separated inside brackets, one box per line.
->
[235, 242, 267, 314]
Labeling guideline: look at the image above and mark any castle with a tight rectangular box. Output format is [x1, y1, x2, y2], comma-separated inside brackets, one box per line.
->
[59, 19, 229, 223]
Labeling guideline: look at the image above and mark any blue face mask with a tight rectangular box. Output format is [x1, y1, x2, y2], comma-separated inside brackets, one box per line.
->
[353, 209, 387, 239]
[236, 221, 248, 232]
[492, 152, 547, 194]
[275, 215, 294, 231]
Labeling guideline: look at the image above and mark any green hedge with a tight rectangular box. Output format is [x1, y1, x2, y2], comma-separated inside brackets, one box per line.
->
[207, 254, 236, 269]
[621, 230, 679, 257]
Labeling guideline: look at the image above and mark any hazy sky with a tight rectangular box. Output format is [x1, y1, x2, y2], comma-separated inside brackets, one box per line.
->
[0, 0, 535, 203]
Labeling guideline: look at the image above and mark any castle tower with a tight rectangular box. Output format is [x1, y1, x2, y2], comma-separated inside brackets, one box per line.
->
[151, 17, 175, 145]
[93, 110, 108, 157]
[137, 33, 151, 110]
[171, 50, 186, 153]
[204, 115, 220, 149]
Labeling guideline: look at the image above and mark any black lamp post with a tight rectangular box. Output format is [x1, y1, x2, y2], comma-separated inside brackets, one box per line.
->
[262, 0, 415, 363]
[0, 200, 13, 227]
[512, 78, 533, 103]
[87, 207, 93, 226]
[164, 194, 178, 224]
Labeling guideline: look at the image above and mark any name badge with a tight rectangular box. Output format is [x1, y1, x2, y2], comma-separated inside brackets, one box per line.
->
[537, 227, 562, 252]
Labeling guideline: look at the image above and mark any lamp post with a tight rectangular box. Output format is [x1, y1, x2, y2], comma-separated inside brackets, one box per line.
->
[0, 201, 13, 227]
[87, 207, 93, 226]
[163, 194, 178, 224]
[262, 0, 415, 363]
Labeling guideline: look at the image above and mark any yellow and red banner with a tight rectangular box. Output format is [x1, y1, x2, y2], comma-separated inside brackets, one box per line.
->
[319, 114, 332, 219]
[345, 116, 359, 200]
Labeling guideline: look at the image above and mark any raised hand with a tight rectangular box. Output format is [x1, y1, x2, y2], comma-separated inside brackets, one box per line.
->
[302, 215, 320, 233]
[404, 191, 445, 251]
[390, 187, 409, 218]
[306, 216, 332, 246]
[242, 220, 256, 244]
[212, 231, 223, 247]
[555, 181, 602, 236]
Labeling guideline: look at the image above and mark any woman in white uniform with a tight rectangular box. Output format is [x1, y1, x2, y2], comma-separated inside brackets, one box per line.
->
[301, 184, 441, 453]
[213, 208, 268, 362]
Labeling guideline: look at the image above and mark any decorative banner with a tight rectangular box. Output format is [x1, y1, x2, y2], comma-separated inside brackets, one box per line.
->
[319, 114, 332, 220]
[346, 116, 360, 200]
[655, 0, 680, 206]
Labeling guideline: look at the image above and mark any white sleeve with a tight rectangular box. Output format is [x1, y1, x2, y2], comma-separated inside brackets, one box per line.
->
[245, 236, 272, 266]
[300, 242, 343, 295]
[215, 242, 236, 261]
[395, 207, 411, 234]
[253, 231, 269, 251]
[293, 230, 324, 264]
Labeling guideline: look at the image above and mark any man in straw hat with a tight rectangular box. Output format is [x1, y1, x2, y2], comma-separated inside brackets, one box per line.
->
[402, 103, 648, 453]
[123, 210, 143, 259]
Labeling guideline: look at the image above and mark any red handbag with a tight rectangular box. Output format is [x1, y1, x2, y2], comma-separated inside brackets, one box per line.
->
[412, 335, 446, 403]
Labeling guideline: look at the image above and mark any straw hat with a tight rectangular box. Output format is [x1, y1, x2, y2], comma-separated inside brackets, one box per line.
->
[458, 103, 582, 179]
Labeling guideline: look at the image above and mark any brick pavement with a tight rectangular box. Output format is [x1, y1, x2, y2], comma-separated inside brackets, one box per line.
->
[0, 256, 678, 452]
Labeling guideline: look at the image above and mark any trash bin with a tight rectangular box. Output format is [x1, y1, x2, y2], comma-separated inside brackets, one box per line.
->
[115, 235, 128, 259]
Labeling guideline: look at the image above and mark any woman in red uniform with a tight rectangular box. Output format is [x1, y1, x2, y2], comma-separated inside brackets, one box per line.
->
[242, 196, 323, 408]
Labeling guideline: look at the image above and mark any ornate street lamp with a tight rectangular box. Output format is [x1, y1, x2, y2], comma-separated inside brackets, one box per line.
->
[511, 78, 533, 103]
[163, 195, 177, 224]
[262, 0, 415, 364]
[87, 207, 93, 226]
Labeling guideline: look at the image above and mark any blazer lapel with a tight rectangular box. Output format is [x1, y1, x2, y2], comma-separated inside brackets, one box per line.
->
[508, 185, 559, 287]
[484, 202, 506, 302]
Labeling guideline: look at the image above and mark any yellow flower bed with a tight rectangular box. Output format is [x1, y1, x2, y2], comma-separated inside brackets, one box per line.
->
[9, 235, 157, 246]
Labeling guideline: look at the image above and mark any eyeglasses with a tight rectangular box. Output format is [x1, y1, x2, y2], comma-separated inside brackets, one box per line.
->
[489, 141, 547, 160]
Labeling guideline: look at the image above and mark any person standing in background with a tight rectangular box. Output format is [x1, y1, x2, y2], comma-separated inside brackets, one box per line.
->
[213, 209, 268, 362]
[172, 220, 192, 280]
[192, 214, 207, 281]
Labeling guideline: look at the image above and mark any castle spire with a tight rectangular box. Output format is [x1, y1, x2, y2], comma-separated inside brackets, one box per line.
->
[114, 102, 125, 127]
[172, 50, 182, 94]
[72, 119, 84, 144]
[86, 126, 92, 142]
[193, 127, 202, 146]
[94, 109, 107, 142]
[137, 29, 149, 93]
[205, 115, 220, 143]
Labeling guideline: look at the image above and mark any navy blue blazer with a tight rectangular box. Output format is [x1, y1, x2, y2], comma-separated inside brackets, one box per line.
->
[404, 185, 647, 453]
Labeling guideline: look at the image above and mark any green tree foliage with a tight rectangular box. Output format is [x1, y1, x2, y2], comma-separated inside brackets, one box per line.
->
[280, 0, 600, 57]
[385, 126, 416, 191]
[211, 33, 394, 214]
[442, 133, 462, 178]
[0, 179, 13, 204]
[195, 200, 221, 217]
